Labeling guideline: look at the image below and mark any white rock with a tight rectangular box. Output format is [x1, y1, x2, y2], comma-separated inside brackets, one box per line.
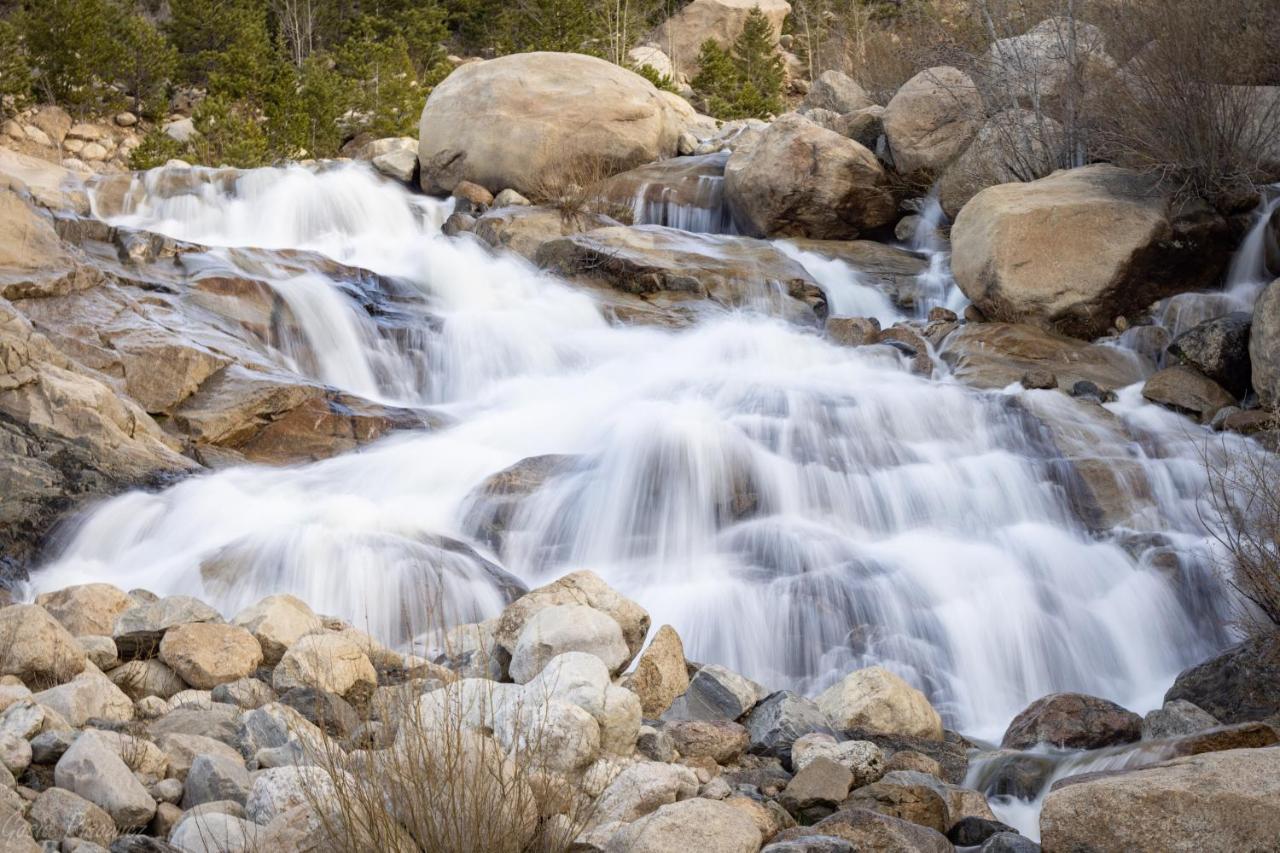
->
[816, 666, 943, 740]
[509, 604, 629, 683]
[54, 730, 157, 828]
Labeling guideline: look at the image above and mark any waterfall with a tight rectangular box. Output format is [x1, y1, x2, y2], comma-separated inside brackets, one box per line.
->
[1123, 187, 1280, 351]
[32, 162, 1240, 744]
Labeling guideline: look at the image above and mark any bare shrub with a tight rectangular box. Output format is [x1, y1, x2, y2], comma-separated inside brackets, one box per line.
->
[1202, 432, 1280, 636]
[289, 599, 598, 853]
[1092, 0, 1280, 202]
[528, 153, 636, 226]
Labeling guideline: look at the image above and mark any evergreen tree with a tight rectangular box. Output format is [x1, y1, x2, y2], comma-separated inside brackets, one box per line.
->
[731, 7, 784, 114]
[335, 26, 423, 139]
[21, 0, 126, 112]
[691, 8, 785, 120]
[691, 39, 739, 118]
[0, 18, 31, 117]
[115, 10, 178, 119]
[167, 0, 273, 98]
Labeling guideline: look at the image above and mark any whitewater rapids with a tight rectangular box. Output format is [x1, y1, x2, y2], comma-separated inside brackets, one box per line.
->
[33, 163, 1243, 743]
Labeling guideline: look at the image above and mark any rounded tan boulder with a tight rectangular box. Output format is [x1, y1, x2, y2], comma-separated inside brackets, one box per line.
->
[950, 164, 1233, 339]
[35, 584, 133, 637]
[816, 666, 943, 741]
[724, 113, 896, 239]
[272, 633, 376, 698]
[883, 66, 982, 178]
[231, 594, 322, 665]
[0, 604, 87, 686]
[417, 52, 692, 197]
[159, 623, 263, 690]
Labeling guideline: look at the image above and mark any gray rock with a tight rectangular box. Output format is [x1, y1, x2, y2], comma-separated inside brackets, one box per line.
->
[1142, 699, 1220, 740]
[29, 787, 116, 847]
[801, 71, 874, 115]
[168, 813, 258, 853]
[182, 753, 250, 808]
[980, 833, 1041, 853]
[245, 766, 336, 824]
[147, 706, 240, 748]
[113, 597, 222, 659]
[30, 730, 75, 764]
[278, 688, 358, 737]
[210, 679, 275, 711]
[150, 778, 183, 805]
[1250, 278, 1280, 407]
[663, 664, 762, 722]
[155, 733, 243, 782]
[763, 838, 857, 853]
[1167, 312, 1252, 397]
[109, 837, 182, 853]
[54, 730, 157, 828]
[1165, 633, 1280, 725]
[779, 757, 853, 821]
[745, 691, 836, 763]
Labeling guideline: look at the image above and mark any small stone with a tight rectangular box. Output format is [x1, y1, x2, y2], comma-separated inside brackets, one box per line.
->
[1020, 368, 1057, 390]
[509, 604, 629, 683]
[1142, 699, 1219, 740]
[77, 636, 120, 671]
[884, 749, 943, 778]
[108, 660, 185, 702]
[278, 687, 358, 737]
[210, 678, 275, 710]
[780, 757, 854, 821]
[947, 816, 1018, 847]
[151, 778, 183, 805]
[114, 113, 138, 127]
[664, 664, 762, 722]
[826, 317, 881, 348]
[272, 634, 376, 699]
[182, 753, 250, 808]
[159, 623, 262, 690]
[54, 730, 157, 828]
[30, 787, 116, 847]
[494, 188, 531, 207]
[792, 734, 885, 787]
[666, 720, 750, 765]
[637, 725, 676, 763]
[30, 730, 75, 764]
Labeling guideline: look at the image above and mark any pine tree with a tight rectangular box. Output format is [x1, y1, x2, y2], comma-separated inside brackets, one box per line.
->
[690, 8, 786, 121]
[691, 38, 738, 117]
[115, 10, 178, 119]
[21, 0, 127, 113]
[729, 6, 784, 117]
[0, 18, 31, 118]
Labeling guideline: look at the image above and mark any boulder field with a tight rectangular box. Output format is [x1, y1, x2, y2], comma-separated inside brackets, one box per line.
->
[0, 575, 1276, 852]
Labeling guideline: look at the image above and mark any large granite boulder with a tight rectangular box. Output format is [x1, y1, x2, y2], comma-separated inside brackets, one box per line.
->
[724, 114, 896, 240]
[883, 67, 983, 178]
[951, 165, 1234, 339]
[1001, 692, 1141, 750]
[1040, 748, 1280, 852]
[418, 53, 694, 196]
[1164, 634, 1280, 725]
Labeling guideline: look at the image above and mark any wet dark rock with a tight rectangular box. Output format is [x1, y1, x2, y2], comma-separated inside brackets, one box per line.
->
[1020, 368, 1057, 390]
[947, 816, 1017, 846]
[771, 807, 952, 852]
[967, 750, 1057, 800]
[746, 691, 837, 765]
[1167, 312, 1252, 397]
[664, 664, 762, 722]
[278, 687, 359, 738]
[762, 837, 857, 853]
[842, 729, 970, 785]
[1002, 692, 1141, 750]
[1141, 699, 1219, 740]
[841, 779, 949, 833]
[1142, 365, 1236, 423]
[1166, 721, 1279, 756]
[980, 833, 1041, 853]
[1165, 633, 1280, 725]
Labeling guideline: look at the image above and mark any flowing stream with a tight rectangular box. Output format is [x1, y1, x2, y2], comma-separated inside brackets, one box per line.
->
[35, 163, 1249, 758]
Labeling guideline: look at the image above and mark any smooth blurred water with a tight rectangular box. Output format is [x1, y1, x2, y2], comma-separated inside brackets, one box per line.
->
[34, 163, 1241, 742]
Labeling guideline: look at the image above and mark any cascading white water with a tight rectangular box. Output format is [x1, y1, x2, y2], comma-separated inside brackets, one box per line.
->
[34, 163, 1240, 744]
[1122, 187, 1280, 353]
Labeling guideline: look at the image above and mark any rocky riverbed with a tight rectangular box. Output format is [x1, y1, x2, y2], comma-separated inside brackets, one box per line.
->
[0, 575, 1275, 853]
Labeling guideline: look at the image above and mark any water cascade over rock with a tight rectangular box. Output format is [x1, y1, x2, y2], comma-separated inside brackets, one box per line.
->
[18, 163, 1243, 759]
